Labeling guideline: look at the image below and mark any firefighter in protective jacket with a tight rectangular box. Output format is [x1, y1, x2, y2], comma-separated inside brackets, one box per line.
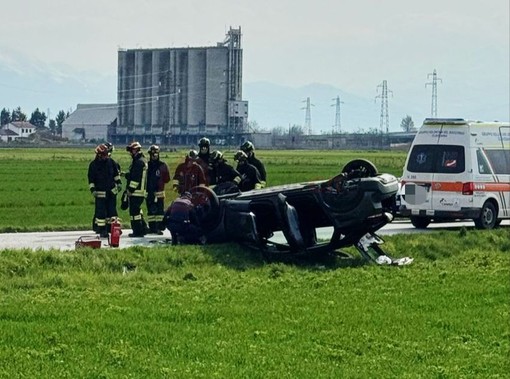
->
[240, 141, 267, 188]
[125, 141, 149, 237]
[146, 145, 171, 234]
[234, 150, 262, 191]
[172, 150, 207, 194]
[88, 144, 122, 237]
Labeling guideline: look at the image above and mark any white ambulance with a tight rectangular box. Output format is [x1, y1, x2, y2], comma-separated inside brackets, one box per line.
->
[400, 118, 510, 229]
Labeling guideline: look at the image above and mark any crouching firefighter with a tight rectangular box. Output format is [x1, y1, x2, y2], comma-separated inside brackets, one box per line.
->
[164, 192, 205, 245]
[88, 144, 122, 237]
[146, 145, 170, 235]
[125, 141, 149, 237]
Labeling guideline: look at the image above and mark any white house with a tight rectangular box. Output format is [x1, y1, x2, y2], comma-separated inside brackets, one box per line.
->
[0, 121, 36, 142]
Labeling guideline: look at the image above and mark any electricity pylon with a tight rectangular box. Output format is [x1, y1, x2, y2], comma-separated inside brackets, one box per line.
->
[375, 80, 393, 134]
[425, 69, 442, 117]
[301, 97, 314, 135]
[331, 96, 344, 134]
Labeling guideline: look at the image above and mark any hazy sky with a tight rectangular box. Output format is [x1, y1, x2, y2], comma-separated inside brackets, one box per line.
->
[1, 0, 509, 123]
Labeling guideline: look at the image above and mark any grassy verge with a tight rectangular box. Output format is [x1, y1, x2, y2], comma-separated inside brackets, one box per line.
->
[1, 228, 509, 378]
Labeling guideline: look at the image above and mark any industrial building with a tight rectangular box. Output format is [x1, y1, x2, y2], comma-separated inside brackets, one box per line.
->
[62, 104, 117, 142]
[113, 27, 248, 146]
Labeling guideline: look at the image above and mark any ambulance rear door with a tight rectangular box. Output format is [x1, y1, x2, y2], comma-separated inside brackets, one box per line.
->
[403, 119, 468, 217]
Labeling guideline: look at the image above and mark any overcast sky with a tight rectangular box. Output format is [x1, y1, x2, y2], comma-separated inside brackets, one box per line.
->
[1, 0, 509, 123]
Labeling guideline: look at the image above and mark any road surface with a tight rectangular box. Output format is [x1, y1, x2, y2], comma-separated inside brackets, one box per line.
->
[0, 219, 508, 251]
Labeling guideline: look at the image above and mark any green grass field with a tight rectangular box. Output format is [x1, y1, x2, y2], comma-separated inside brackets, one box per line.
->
[0, 147, 407, 232]
[0, 148, 508, 378]
[1, 231, 509, 378]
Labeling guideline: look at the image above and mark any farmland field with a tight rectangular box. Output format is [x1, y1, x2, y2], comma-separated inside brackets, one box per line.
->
[0, 147, 407, 232]
[0, 147, 508, 378]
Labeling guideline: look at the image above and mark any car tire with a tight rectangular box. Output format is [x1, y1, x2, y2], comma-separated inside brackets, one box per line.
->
[189, 186, 220, 229]
[341, 159, 378, 178]
[410, 216, 431, 229]
[474, 201, 497, 229]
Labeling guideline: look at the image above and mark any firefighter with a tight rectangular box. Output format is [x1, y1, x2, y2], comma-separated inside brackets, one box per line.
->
[240, 141, 267, 187]
[197, 137, 213, 184]
[172, 150, 207, 194]
[125, 141, 149, 237]
[234, 150, 262, 191]
[164, 192, 206, 245]
[198, 137, 211, 165]
[88, 144, 122, 238]
[105, 142, 122, 175]
[209, 150, 242, 194]
[146, 145, 171, 235]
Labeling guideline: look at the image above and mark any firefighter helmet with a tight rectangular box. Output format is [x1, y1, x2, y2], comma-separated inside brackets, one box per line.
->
[240, 141, 254, 153]
[198, 137, 210, 147]
[187, 149, 198, 159]
[104, 142, 114, 154]
[234, 150, 248, 162]
[126, 141, 142, 152]
[95, 144, 108, 156]
[210, 150, 223, 162]
[148, 144, 160, 155]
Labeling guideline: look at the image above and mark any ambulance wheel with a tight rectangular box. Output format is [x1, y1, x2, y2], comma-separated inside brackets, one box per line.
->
[410, 216, 430, 229]
[474, 201, 497, 229]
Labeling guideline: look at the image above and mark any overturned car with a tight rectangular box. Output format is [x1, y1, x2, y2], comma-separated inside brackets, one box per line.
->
[189, 159, 412, 265]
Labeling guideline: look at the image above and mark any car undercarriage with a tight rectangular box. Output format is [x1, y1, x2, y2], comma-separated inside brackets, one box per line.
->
[189, 159, 413, 265]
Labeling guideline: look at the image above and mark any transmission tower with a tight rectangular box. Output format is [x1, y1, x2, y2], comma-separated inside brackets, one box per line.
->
[425, 69, 442, 117]
[331, 96, 344, 134]
[301, 97, 314, 135]
[375, 80, 393, 134]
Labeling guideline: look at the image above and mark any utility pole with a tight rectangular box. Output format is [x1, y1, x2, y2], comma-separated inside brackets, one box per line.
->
[331, 96, 344, 134]
[301, 97, 314, 135]
[425, 69, 442, 118]
[375, 80, 393, 134]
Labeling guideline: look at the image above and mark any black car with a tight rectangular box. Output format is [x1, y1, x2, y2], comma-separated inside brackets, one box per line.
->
[189, 159, 412, 265]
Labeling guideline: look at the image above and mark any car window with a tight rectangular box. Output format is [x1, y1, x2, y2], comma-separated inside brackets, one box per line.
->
[485, 149, 510, 175]
[407, 145, 465, 174]
[476, 149, 492, 174]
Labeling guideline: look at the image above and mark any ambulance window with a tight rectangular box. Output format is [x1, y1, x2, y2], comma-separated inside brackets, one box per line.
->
[437, 146, 464, 173]
[407, 145, 464, 173]
[407, 145, 436, 172]
[476, 150, 491, 174]
[485, 150, 510, 175]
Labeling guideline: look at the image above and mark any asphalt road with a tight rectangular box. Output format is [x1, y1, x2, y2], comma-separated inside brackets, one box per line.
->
[0, 219, 508, 251]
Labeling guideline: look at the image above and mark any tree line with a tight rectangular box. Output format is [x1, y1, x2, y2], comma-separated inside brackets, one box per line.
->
[269, 115, 416, 136]
[1, 107, 69, 136]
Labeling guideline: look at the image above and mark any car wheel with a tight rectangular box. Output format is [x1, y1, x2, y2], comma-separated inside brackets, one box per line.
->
[410, 216, 431, 229]
[189, 186, 220, 229]
[474, 201, 497, 229]
[341, 159, 378, 178]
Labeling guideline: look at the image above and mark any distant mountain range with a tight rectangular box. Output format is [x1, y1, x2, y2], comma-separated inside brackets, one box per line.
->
[2, 49, 504, 133]
[0, 49, 117, 121]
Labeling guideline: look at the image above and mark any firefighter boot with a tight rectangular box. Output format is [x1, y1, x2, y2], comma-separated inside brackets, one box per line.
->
[129, 220, 145, 238]
[98, 226, 109, 238]
[149, 221, 163, 235]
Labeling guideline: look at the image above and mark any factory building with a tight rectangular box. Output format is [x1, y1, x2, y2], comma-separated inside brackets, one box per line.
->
[113, 27, 248, 146]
